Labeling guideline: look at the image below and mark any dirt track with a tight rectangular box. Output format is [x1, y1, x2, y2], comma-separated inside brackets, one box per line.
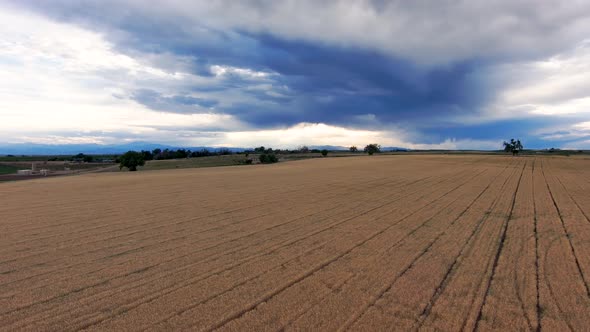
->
[1, 155, 589, 331]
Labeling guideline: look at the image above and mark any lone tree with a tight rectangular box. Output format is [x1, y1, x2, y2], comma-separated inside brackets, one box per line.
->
[321, 149, 329, 157]
[119, 151, 145, 171]
[364, 144, 381, 155]
[503, 139, 523, 156]
[349, 146, 358, 152]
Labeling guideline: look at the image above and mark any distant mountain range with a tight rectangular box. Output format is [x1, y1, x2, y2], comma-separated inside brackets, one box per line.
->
[0, 142, 410, 155]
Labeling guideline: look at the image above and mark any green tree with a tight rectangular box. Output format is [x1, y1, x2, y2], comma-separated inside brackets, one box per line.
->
[364, 144, 381, 155]
[119, 151, 145, 171]
[349, 146, 358, 152]
[140, 150, 154, 161]
[321, 149, 329, 157]
[503, 139, 523, 156]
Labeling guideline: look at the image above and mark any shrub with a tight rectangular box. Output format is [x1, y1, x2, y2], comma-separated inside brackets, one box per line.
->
[321, 149, 328, 156]
[259, 153, 278, 164]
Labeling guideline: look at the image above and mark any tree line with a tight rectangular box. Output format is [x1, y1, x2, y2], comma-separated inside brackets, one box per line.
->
[118, 144, 385, 171]
[140, 148, 233, 161]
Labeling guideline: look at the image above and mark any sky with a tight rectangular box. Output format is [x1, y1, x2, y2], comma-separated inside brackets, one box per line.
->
[1, 1, 590, 150]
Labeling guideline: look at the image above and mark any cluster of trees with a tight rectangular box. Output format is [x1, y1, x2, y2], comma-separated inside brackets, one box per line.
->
[248, 145, 379, 156]
[119, 148, 237, 171]
[71, 153, 94, 162]
[349, 144, 381, 155]
[47, 153, 116, 163]
[251, 147, 279, 164]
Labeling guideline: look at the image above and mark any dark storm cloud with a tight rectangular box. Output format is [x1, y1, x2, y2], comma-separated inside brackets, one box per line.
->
[254, 38, 483, 128]
[131, 89, 218, 113]
[205, 35, 492, 128]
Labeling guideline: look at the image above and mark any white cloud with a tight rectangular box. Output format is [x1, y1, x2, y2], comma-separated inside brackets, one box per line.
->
[453, 40, 590, 126]
[529, 120, 590, 150]
[573, 121, 590, 130]
[406, 138, 503, 150]
[562, 141, 590, 150]
[498, 40, 590, 115]
[0, 5, 253, 144]
[210, 65, 276, 79]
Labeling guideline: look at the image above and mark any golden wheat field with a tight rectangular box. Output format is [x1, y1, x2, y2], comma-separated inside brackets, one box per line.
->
[1, 155, 590, 331]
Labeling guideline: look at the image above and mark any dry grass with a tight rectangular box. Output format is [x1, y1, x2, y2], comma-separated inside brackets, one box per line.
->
[1, 155, 589, 331]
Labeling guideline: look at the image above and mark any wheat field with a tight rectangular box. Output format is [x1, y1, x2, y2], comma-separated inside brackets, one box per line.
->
[1, 155, 589, 331]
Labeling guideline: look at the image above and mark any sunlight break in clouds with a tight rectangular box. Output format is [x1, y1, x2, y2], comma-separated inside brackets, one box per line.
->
[220, 123, 500, 150]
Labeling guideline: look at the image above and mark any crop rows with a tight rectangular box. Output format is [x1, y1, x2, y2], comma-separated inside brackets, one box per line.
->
[1, 155, 589, 330]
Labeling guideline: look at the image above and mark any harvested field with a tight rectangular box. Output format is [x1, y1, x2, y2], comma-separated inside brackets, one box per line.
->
[1, 155, 590, 331]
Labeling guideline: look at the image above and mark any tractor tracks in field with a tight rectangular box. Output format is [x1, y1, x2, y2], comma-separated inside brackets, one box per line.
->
[195, 167, 495, 332]
[553, 171, 590, 226]
[285, 181, 483, 331]
[541, 161, 590, 298]
[410, 160, 524, 331]
[534, 158, 589, 332]
[133, 169, 486, 331]
[533, 158, 542, 332]
[6, 170, 465, 330]
[0, 176, 368, 264]
[0, 174, 407, 282]
[1, 176, 420, 316]
[328, 161, 518, 332]
[472, 161, 528, 331]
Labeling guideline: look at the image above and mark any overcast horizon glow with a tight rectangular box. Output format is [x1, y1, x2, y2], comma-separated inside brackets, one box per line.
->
[1, 1, 590, 149]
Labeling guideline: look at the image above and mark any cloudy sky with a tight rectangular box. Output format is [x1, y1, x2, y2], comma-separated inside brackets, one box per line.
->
[1, 1, 590, 149]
